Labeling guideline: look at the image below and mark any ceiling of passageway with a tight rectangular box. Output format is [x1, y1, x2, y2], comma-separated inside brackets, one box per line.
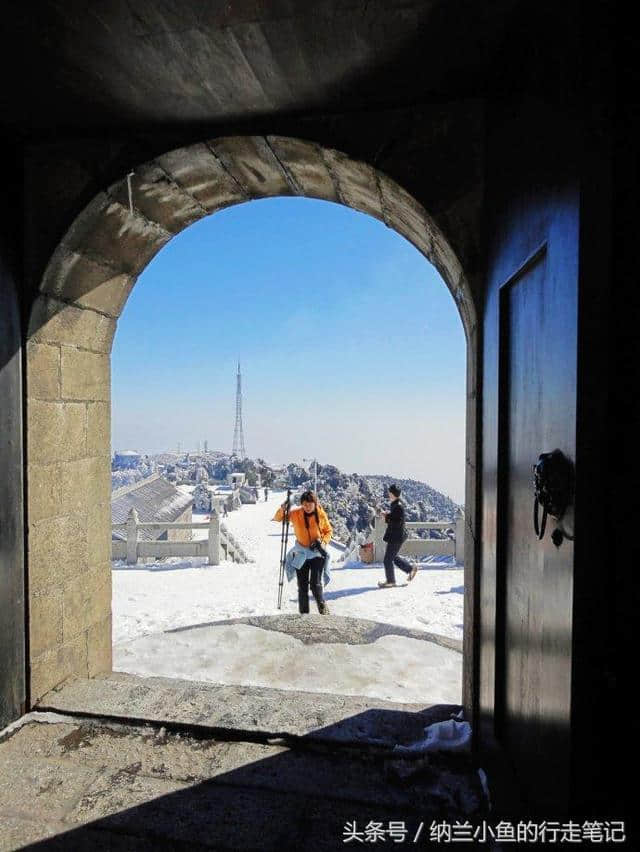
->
[6, 0, 520, 134]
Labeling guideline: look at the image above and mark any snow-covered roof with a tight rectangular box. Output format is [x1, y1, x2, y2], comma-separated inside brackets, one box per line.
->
[112, 475, 192, 541]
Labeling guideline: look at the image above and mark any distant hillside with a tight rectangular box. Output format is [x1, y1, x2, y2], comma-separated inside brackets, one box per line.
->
[135, 451, 460, 544]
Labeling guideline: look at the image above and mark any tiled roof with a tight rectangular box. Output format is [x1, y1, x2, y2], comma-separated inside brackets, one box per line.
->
[112, 474, 192, 541]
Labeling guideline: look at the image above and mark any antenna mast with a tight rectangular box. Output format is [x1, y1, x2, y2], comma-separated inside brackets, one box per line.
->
[232, 360, 246, 459]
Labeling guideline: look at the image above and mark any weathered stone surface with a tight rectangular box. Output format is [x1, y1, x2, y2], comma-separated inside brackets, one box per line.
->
[267, 135, 339, 202]
[0, 755, 99, 820]
[322, 148, 383, 221]
[58, 458, 92, 517]
[60, 193, 171, 276]
[29, 514, 88, 592]
[61, 348, 109, 401]
[107, 162, 204, 234]
[28, 463, 62, 523]
[209, 136, 294, 198]
[156, 142, 246, 212]
[0, 717, 485, 851]
[379, 172, 434, 254]
[29, 294, 116, 354]
[87, 615, 112, 677]
[41, 247, 136, 317]
[61, 566, 110, 643]
[26, 341, 61, 400]
[0, 815, 69, 852]
[29, 591, 63, 657]
[28, 400, 86, 464]
[30, 635, 88, 700]
[87, 400, 111, 457]
[40, 673, 461, 748]
[84, 567, 112, 630]
[87, 456, 112, 505]
[62, 584, 86, 643]
[88, 501, 112, 566]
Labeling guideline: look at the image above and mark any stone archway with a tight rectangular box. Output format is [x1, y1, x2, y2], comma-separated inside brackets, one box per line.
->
[25, 135, 477, 703]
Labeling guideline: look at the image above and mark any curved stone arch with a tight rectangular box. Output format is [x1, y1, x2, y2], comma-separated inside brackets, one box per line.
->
[26, 135, 476, 702]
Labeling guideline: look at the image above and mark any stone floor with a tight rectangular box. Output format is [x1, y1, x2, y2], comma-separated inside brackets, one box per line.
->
[0, 617, 479, 850]
[0, 708, 487, 851]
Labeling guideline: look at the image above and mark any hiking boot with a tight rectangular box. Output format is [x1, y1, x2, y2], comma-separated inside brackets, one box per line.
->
[408, 564, 418, 581]
[377, 580, 397, 588]
[318, 601, 329, 614]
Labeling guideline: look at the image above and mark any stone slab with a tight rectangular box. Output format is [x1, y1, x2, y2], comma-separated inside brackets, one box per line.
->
[39, 672, 460, 750]
[0, 717, 485, 851]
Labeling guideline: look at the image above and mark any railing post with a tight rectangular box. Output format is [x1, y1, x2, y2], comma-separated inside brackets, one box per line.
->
[454, 508, 465, 565]
[373, 514, 386, 562]
[126, 507, 139, 565]
[208, 510, 220, 566]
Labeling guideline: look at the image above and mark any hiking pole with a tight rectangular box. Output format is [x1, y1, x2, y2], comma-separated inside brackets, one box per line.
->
[277, 489, 292, 609]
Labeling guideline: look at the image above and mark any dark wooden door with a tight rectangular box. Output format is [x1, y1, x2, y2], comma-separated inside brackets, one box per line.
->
[482, 177, 579, 812]
[496, 226, 577, 809]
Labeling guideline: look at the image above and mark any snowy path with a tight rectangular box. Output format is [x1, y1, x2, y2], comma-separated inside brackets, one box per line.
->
[112, 490, 464, 646]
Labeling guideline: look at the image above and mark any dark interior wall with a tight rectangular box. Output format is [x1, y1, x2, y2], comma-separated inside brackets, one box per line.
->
[0, 144, 26, 727]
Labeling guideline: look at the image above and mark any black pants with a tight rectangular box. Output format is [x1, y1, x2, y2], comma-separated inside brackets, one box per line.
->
[383, 539, 412, 583]
[296, 557, 325, 613]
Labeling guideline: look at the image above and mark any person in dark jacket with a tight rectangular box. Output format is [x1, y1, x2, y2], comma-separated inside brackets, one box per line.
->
[378, 484, 418, 588]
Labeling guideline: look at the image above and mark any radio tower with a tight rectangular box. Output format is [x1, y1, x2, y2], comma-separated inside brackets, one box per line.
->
[232, 360, 246, 459]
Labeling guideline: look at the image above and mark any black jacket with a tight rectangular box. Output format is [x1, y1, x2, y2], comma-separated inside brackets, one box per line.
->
[383, 499, 407, 543]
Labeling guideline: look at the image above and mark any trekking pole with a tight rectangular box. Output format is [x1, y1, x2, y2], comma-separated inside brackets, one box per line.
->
[277, 489, 292, 609]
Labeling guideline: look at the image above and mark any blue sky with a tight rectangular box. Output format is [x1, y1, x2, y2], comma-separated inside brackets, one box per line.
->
[112, 197, 467, 502]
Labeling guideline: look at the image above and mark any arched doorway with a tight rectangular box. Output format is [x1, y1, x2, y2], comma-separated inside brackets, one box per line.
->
[25, 136, 478, 708]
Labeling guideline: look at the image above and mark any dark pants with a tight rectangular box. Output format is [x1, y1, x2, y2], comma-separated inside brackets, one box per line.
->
[296, 557, 325, 613]
[383, 539, 412, 583]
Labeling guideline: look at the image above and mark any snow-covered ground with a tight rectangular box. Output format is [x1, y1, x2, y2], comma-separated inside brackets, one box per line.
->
[112, 490, 464, 646]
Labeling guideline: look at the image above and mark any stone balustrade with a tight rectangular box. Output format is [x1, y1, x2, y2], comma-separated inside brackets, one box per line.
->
[111, 508, 251, 565]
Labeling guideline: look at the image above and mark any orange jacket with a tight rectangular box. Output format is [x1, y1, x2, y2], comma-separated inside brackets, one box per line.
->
[273, 504, 332, 547]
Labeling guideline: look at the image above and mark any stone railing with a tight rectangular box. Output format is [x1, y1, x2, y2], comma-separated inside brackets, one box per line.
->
[341, 508, 464, 565]
[111, 508, 251, 565]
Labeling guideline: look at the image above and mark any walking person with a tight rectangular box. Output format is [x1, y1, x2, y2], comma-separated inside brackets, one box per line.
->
[378, 484, 418, 588]
[264, 486, 269, 501]
[273, 490, 332, 614]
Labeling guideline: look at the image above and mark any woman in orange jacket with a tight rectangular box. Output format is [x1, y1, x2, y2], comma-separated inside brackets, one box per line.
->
[273, 490, 332, 614]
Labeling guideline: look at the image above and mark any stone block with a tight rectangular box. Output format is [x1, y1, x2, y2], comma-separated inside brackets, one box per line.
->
[59, 458, 91, 516]
[84, 567, 112, 630]
[41, 246, 136, 317]
[61, 192, 171, 276]
[30, 634, 88, 702]
[209, 136, 292, 198]
[87, 401, 111, 457]
[28, 400, 86, 464]
[62, 584, 86, 643]
[267, 136, 338, 202]
[29, 590, 63, 657]
[321, 149, 383, 221]
[156, 143, 246, 212]
[88, 502, 112, 566]
[26, 342, 60, 400]
[29, 514, 88, 592]
[28, 463, 62, 523]
[61, 349, 109, 401]
[86, 455, 112, 506]
[87, 614, 112, 677]
[0, 757, 99, 823]
[107, 162, 204, 234]
[29, 294, 116, 354]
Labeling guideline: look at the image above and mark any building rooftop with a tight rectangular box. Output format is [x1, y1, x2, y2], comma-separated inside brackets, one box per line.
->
[112, 474, 192, 541]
